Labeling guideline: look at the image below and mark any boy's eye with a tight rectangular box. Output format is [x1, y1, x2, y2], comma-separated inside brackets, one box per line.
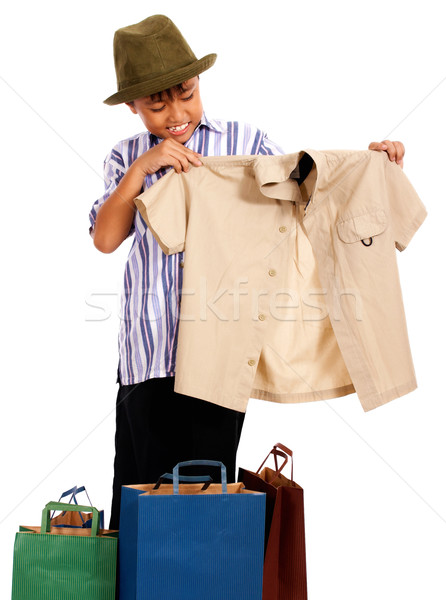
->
[150, 105, 166, 113]
[182, 93, 194, 101]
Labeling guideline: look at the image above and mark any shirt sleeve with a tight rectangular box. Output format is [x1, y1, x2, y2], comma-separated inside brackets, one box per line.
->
[88, 147, 129, 237]
[134, 169, 187, 255]
[258, 132, 285, 156]
[384, 158, 427, 251]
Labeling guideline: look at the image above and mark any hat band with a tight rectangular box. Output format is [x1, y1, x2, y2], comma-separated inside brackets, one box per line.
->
[118, 62, 197, 90]
[104, 53, 216, 105]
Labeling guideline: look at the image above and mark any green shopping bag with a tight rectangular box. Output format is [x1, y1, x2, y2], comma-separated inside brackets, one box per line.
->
[11, 502, 118, 600]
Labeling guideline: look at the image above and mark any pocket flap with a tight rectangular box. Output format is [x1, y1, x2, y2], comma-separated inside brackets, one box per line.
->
[337, 209, 387, 243]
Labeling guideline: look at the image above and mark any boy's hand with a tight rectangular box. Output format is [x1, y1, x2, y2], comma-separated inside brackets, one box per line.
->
[368, 140, 405, 168]
[93, 140, 202, 254]
[133, 139, 203, 175]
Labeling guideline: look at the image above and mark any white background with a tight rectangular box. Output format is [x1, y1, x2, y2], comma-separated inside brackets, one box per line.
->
[1, 1, 445, 598]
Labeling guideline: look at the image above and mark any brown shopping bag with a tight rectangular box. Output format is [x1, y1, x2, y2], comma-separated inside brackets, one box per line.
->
[239, 443, 307, 600]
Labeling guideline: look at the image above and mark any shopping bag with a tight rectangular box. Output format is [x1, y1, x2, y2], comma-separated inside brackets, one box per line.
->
[239, 443, 308, 600]
[119, 460, 266, 600]
[118, 471, 213, 600]
[50, 485, 105, 529]
[11, 502, 118, 600]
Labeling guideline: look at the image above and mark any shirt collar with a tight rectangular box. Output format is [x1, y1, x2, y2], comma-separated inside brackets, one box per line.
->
[254, 150, 321, 207]
[198, 113, 225, 133]
[254, 153, 303, 202]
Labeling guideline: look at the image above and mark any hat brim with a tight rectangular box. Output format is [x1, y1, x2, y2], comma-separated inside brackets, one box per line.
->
[103, 53, 217, 105]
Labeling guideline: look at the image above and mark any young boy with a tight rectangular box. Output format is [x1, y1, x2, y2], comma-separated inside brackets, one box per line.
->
[89, 14, 405, 529]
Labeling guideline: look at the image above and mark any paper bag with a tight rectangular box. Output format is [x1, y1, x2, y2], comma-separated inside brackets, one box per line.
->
[119, 460, 266, 600]
[239, 443, 308, 600]
[11, 502, 118, 600]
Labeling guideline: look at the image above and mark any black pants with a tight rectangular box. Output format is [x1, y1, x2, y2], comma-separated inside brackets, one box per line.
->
[109, 376, 245, 529]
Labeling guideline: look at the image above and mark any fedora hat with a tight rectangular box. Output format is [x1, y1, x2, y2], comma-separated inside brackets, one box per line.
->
[104, 15, 216, 105]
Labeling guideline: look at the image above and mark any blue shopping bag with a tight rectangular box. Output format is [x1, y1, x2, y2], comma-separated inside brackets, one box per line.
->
[119, 460, 266, 600]
[118, 472, 213, 600]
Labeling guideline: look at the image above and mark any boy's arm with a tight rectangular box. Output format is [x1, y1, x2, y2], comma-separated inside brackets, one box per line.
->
[92, 161, 143, 254]
[92, 139, 202, 254]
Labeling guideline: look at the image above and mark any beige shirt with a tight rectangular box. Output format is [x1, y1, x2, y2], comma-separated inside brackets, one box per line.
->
[135, 150, 427, 413]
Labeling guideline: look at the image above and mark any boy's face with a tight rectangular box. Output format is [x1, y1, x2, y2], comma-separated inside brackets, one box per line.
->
[127, 77, 203, 144]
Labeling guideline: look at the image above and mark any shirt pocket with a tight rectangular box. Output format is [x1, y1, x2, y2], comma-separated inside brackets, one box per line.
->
[336, 208, 387, 245]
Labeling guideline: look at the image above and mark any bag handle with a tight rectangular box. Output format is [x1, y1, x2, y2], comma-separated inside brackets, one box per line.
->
[256, 448, 288, 476]
[57, 486, 78, 503]
[42, 502, 100, 537]
[51, 486, 94, 524]
[172, 460, 227, 494]
[71, 486, 94, 507]
[153, 473, 213, 490]
[256, 443, 294, 481]
[51, 486, 78, 518]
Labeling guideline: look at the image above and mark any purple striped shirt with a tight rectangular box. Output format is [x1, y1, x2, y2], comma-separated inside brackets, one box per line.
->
[89, 114, 284, 385]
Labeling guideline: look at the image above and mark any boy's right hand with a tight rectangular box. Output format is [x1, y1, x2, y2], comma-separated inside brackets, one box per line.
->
[92, 140, 202, 254]
[133, 139, 203, 176]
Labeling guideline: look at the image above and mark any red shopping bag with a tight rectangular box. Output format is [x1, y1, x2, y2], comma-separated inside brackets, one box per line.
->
[239, 443, 307, 600]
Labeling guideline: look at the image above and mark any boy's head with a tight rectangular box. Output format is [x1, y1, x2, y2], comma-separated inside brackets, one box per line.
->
[103, 14, 216, 107]
[126, 76, 203, 144]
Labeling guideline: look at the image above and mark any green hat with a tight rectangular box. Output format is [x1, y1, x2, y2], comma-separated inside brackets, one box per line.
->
[104, 15, 217, 105]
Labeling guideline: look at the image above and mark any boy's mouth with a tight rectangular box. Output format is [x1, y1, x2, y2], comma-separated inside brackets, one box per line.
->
[167, 122, 190, 135]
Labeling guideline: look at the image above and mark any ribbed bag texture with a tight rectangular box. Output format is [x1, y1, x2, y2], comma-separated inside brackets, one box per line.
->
[119, 460, 266, 600]
[239, 444, 308, 600]
[11, 502, 117, 600]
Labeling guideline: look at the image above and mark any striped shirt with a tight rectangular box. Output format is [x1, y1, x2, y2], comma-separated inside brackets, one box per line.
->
[89, 113, 284, 385]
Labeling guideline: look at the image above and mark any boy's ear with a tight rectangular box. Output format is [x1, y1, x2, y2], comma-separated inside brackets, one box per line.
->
[125, 101, 137, 115]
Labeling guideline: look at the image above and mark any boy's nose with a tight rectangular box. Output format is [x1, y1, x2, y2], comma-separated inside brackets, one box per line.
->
[168, 101, 187, 124]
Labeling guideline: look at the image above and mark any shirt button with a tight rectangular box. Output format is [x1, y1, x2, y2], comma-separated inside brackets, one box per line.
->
[179, 261, 185, 268]
[248, 359, 256, 367]
[279, 226, 287, 233]
[258, 314, 266, 321]
[268, 269, 277, 277]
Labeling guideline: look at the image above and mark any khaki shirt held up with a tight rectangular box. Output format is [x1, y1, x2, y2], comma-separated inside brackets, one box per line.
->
[135, 150, 427, 413]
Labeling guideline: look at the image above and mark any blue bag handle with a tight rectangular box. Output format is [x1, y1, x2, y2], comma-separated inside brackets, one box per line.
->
[71, 487, 104, 528]
[51, 486, 80, 520]
[153, 473, 213, 490]
[172, 460, 227, 494]
[51, 486, 96, 525]
[42, 502, 100, 537]
[58, 486, 78, 503]
[71, 486, 93, 506]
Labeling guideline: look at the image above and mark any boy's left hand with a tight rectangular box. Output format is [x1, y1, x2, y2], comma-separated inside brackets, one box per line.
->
[368, 140, 405, 168]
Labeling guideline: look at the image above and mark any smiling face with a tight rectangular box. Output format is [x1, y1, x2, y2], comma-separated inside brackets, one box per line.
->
[126, 77, 203, 144]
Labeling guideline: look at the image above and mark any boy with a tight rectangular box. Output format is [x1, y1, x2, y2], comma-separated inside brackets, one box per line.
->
[89, 14, 405, 529]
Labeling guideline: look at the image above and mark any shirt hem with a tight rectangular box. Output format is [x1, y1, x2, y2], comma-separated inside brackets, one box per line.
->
[173, 380, 359, 413]
[250, 383, 356, 404]
[359, 379, 418, 412]
[119, 370, 176, 386]
[173, 379, 250, 412]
